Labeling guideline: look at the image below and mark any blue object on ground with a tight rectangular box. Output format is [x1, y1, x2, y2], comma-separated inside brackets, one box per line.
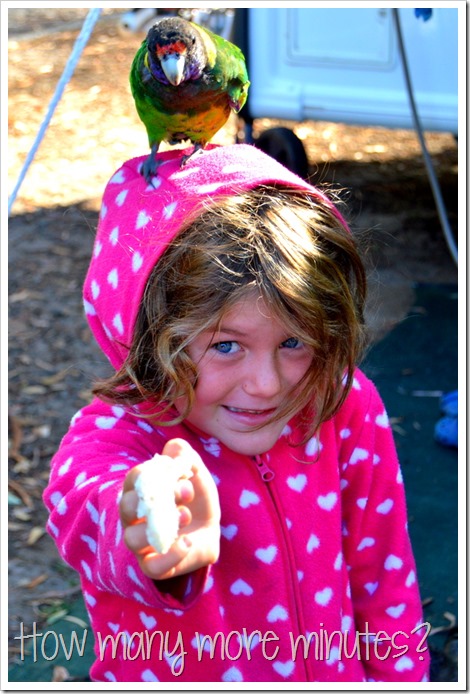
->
[435, 390, 458, 447]
[435, 416, 458, 448]
[440, 390, 458, 418]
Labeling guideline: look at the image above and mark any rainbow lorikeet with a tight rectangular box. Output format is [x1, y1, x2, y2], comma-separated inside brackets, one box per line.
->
[130, 16, 250, 182]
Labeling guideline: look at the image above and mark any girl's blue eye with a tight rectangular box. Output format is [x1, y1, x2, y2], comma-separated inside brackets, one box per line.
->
[213, 341, 238, 354]
[282, 337, 302, 349]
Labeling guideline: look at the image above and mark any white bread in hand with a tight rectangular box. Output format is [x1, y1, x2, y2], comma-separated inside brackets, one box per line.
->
[135, 454, 193, 553]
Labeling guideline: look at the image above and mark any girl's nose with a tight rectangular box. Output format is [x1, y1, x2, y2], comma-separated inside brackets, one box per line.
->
[242, 355, 282, 398]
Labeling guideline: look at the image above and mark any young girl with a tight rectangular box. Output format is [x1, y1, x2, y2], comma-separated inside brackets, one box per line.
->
[44, 144, 430, 683]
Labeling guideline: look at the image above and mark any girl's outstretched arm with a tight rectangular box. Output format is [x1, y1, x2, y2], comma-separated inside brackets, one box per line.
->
[44, 400, 218, 610]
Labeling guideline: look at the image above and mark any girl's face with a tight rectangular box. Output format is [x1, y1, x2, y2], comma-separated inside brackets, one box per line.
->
[177, 293, 313, 456]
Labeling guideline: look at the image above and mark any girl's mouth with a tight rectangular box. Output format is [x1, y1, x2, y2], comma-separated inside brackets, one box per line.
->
[225, 406, 276, 415]
[223, 405, 278, 425]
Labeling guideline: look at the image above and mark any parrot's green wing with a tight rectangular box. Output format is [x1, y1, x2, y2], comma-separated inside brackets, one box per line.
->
[196, 23, 250, 113]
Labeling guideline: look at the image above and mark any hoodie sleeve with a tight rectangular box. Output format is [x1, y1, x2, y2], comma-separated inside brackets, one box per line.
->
[339, 372, 430, 682]
[43, 398, 209, 611]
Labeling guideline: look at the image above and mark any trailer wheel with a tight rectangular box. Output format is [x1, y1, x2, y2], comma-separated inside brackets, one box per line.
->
[254, 127, 309, 179]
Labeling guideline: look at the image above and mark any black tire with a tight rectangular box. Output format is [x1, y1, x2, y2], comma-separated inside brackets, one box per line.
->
[254, 126, 309, 179]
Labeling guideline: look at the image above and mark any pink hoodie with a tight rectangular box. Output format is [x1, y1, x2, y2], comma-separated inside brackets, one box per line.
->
[44, 144, 430, 682]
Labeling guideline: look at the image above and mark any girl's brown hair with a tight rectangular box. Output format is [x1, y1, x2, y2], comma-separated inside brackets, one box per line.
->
[93, 184, 367, 443]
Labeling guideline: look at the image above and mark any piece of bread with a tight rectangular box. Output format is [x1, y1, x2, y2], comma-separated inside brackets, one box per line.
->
[135, 454, 193, 553]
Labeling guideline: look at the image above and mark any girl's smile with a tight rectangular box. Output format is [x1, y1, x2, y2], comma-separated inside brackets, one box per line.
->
[177, 293, 313, 456]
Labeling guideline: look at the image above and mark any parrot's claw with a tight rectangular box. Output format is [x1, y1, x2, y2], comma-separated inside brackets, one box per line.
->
[142, 145, 160, 185]
[181, 143, 205, 168]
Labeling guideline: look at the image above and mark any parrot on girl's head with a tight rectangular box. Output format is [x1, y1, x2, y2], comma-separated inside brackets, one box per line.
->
[130, 16, 250, 182]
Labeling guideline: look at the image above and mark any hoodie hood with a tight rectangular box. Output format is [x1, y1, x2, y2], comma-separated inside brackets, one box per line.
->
[83, 143, 349, 370]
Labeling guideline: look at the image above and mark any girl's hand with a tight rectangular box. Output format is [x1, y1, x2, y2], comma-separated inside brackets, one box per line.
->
[119, 438, 221, 581]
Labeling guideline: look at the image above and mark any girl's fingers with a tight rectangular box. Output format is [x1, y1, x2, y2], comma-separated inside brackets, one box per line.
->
[175, 477, 194, 504]
[121, 467, 194, 527]
[162, 438, 202, 477]
[162, 438, 195, 461]
[140, 535, 192, 580]
[177, 505, 192, 528]
[152, 526, 219, 579]
[122, 465, 143, 492]
[119, 489, 140, 526]
[124, 521, 149, 553]
[124, 506, 192, 553]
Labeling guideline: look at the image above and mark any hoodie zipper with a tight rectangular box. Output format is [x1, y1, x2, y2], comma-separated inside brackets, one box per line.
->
[252, 455, 311, 681]
[254, 456, 275, 482]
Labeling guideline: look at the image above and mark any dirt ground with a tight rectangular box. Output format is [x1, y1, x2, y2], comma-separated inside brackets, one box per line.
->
[8, 8, 458, 677]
